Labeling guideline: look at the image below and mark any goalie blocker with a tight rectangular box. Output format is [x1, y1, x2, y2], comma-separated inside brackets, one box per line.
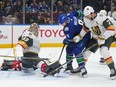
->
[38, 60, 62, 76]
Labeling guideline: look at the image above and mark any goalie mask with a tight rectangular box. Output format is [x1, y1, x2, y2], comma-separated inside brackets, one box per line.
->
[29, 23, 39, 37]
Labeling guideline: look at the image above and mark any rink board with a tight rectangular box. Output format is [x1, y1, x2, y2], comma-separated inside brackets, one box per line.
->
[0, 25, 116, 48]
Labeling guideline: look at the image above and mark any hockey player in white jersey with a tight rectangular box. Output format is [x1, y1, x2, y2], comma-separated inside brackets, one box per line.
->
[98, 10, 116, 64]
[1, 23, 41, 71]
[14, 22, 41, 70]
[4, 23, 63, 76]
[71, 6, 116, 80]
[83, 6, 116, 79]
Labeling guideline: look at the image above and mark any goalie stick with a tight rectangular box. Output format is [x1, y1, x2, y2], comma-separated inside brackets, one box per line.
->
[0, 55, 50, 60]
[43, 43, 98, 77]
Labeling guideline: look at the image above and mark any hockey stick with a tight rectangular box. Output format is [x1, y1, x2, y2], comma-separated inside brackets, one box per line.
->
[58, 44, 65, 61]
[43, 43, 98, 77]
[0, 55, 17, 58]
[0, 55, 50, 60]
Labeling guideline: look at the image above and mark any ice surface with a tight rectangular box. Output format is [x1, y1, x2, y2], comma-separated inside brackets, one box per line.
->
[0, 47, 116, 87]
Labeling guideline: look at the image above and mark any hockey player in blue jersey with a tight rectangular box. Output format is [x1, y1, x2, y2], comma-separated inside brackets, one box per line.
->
[58, 11, 91, 77]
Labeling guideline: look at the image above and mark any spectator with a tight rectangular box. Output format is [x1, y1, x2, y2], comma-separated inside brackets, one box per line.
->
[45, 17, 52, 24]
[3, 1, 13, 16]
[40, 1, 50, 13]
[38, 2, 42, 13]
[29, 0, 38, 13]
[3, 15, 13, 24]
[108, 7, 116, 20]
[14, 0, 22, 13]
[63, 0, 70, 13]
[36, 15, 45, 24]
[56, 0, 64, 12]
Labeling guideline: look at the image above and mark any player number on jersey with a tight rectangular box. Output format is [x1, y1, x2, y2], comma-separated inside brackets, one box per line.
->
[91, 26, 101, 35]
[22, 36, 29, 42]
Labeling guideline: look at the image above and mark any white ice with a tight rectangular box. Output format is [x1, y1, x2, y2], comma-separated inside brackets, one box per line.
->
[0, 47, 116, 87]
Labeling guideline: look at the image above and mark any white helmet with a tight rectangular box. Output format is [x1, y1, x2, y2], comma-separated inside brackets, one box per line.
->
[99, 10, 107, 16]
[83, 6, 94, 16]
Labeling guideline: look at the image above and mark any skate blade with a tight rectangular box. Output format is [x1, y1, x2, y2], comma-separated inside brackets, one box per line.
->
[71, 70, 81, 73]
[81, 74, 88, 78]
[35, 69, 47, 77]
[80, 73, 88, 78]
[35, 71, 45, 77]
[53, 73, 59, 77]
[110, 76, 116, 80]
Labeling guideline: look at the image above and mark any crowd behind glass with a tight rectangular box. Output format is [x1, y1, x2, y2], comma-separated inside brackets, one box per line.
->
[0, 0, 116, 24]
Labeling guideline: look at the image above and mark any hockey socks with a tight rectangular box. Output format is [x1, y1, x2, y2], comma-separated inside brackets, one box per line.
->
[71, 53, 87, 77]
[105, 56, 116, 80]
[65, 55, 73, 71]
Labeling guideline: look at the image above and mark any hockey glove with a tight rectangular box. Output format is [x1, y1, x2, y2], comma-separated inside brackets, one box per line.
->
[63, 39, 70, 45]
[97, 35, 105, 46]
[73, 35, 82, 43]
[76, 10, 83, 18]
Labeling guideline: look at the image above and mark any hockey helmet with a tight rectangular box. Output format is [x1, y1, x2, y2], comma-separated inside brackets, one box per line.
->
[58, 14, 68, 25]
[83, 6, 94, 16]
[99, 10, 107, 16]
[29, 23, 39, 37]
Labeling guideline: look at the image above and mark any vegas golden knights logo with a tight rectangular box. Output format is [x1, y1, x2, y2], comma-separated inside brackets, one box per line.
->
[91, 26, 101, 35]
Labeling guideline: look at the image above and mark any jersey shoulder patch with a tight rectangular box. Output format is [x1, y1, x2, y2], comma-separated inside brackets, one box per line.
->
[18, 35, 33, 48]
[103, 18, 113, 29]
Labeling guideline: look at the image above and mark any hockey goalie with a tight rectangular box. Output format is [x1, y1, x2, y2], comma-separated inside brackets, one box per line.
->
[1, 23, 62, 77]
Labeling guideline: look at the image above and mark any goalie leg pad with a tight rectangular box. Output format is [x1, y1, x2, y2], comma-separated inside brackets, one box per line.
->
[22, 59, 34, 68]
[1, 60, 21, 71]
[1, 60, 15, 70]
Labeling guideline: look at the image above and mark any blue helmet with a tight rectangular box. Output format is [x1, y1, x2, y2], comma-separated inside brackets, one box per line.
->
[58, 14, 68, 24]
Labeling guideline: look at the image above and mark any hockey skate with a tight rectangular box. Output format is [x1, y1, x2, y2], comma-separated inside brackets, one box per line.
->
[65, 64, 73, 72]
[80, 68, 87, 78]
[110, 69, 116, 80]
[71, 66, 81, 73]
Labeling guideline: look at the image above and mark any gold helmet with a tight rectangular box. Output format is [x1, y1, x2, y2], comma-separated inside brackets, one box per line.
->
[29, 23, 39, 37]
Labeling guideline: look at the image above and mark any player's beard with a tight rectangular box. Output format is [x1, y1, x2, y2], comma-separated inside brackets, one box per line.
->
[90, 17, 94, 20]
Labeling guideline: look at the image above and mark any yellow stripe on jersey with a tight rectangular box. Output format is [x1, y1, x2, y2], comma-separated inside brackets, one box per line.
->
[107, 25, 115, 31]
[17, 41, 28, 49]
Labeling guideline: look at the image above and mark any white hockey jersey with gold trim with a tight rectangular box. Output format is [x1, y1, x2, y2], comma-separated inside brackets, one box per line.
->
[83, 13, 115, 39]
[17, 29, 40, 55]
